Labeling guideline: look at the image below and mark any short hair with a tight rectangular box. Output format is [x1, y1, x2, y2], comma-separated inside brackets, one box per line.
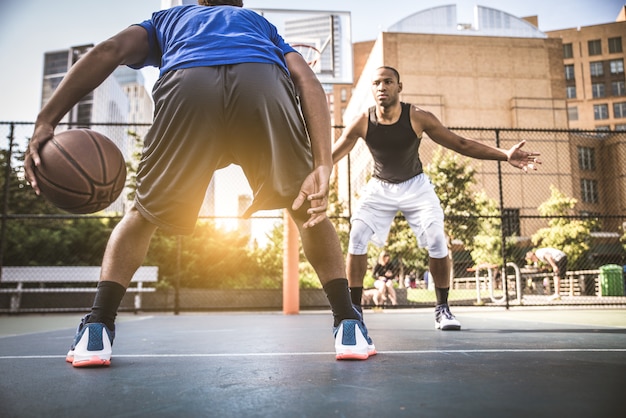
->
[376, 66, 401, 84]
[198, 0, 243, 6]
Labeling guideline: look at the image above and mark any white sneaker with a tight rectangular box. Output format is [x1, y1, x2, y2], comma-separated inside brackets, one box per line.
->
[333, 319, 371, 360]
[435, 304, 462, 331]
[66, 315, 114, 367]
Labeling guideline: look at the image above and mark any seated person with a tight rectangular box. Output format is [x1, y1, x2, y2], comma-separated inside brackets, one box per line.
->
[372, 251, 398, 306]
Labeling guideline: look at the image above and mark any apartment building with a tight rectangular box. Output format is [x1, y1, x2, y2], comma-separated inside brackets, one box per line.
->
[547, 6, 626, 219]
[547, 7, 626, 131]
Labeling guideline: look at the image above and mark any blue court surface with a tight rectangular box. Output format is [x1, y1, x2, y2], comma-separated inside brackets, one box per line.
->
[1, 307, 625, 418]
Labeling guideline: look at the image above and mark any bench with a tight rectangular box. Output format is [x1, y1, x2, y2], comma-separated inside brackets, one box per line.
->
[521, 269, 599, 296]
[0, 266, 158, 313]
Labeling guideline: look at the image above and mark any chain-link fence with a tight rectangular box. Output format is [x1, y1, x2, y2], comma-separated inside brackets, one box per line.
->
[1, 122, 625, 313]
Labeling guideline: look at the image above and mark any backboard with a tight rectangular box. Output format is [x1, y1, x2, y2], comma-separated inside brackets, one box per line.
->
[252, 8, 353, 84]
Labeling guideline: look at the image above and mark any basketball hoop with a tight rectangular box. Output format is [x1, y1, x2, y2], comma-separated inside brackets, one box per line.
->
[291, 44, 321, 71]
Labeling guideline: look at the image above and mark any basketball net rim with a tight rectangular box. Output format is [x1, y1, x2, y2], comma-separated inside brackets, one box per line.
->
[291, 43, 321, 69]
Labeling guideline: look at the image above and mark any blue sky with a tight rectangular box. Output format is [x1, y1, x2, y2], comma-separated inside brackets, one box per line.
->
[0, 0, 624, 121]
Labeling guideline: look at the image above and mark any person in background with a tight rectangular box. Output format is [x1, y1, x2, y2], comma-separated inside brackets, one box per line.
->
[526, 248, 568, 301]
[332, 66, 541, 331]
[372, 251, 398, 306]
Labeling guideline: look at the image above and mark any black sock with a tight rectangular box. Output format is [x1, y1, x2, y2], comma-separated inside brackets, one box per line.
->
[323, 279, 359, 327]
[87, 281, 127, 331]
[349, 286, 363, 308]
[435, 287, 449, 306]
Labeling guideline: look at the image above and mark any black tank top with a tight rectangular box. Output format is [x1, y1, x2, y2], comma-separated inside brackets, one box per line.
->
[365, 102, 423, 183]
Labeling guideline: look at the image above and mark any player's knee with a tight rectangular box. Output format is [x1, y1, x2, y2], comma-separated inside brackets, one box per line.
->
[425, 225, 448, 258]
[348, 220, 374, 255]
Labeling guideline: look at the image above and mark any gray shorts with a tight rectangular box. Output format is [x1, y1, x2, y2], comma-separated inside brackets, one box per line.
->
[134, 64, 313, 234]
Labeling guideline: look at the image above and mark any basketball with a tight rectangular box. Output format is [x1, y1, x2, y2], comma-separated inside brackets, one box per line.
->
[34, 129, 127, 214]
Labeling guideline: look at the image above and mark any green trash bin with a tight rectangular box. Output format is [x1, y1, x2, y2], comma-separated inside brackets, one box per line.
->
[599, 264, 624, 296]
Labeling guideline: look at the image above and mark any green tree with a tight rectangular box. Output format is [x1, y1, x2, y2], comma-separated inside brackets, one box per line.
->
[2, 148, 117, 266]
[469, 191, 503, 266]
[425, 147, 484, 247]
[531, 185, 593, 269]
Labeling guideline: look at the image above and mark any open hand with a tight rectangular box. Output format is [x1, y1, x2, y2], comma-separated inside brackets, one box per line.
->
[291, 165, 331, 228]
[506, 140, 541, 172]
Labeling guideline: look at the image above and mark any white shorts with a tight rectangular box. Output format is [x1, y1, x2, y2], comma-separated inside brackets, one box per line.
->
[350, 173, 447, 257]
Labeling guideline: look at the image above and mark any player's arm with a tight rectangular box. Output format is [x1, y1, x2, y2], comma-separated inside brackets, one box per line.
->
[413, 105, 541, 171]
[332, 112, 367, 164]
[544, 254, 559, 273]
[285, 51, 333, 228]
[25, 25, 150, 193]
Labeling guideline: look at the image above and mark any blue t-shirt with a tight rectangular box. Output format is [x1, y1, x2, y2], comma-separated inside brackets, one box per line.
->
[131, 5, 296, 76]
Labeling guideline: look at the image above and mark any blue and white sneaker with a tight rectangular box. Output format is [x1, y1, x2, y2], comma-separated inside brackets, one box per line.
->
[353, 305, 377, 357]
[66, 315, 115, 367]
[334, 319, 371, 360]
[435, 303, 462, 330]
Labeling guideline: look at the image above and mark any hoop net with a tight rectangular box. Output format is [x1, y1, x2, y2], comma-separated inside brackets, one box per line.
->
[291, 44, 321, 71]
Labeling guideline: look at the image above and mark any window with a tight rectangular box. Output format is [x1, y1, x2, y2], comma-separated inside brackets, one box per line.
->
[613, 81, 626, 96]
[594, 104, 609, 120]
[568, 106, 579, 121]
[608, 37, 623, 53]
[577, 146, 596, 171]
[614, 102, 626, 118]
[566, 86, 576, 99]
[563, 43, 573, 58]
[588, 39, 602, 56]
[615, 124, 626, 131]
[44, 51, 70, 76]
[580, 179, 598, 204]
[590, 62, 604, 77]
[340, 88, 347, 102]
[610, 59, 624, 74]
[565, 64, 575, 80]
[502, 209, 520, 237]
[592, 83, 605, 98]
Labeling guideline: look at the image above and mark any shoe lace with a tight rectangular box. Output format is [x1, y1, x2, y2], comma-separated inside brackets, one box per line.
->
[436, 304, 455, 320]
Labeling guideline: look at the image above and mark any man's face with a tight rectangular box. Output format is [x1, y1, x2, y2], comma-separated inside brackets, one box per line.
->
[371, 68, 402, 107]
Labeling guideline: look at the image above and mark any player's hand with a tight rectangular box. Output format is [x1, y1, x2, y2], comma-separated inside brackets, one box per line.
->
[506, 140, 541, 172]
[24, 123, 55, 195]
[292, 165, 331, 228]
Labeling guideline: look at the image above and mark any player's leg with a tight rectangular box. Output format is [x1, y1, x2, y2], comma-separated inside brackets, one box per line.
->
[346, 178, 397, 311]
[67, 209, 157, 367]
[68, 67, 226, 367]
[550, 257, 567, 300]
[288, 206, 374, 359]
[346, 219, 375, 310]
[402, 174, 461, 330]
[230, 63, 372, 359]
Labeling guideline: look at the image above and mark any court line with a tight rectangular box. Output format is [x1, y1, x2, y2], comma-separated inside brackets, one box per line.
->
[2, 348, 626, 360]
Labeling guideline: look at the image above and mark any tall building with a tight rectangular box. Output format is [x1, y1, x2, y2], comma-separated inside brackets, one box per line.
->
[547, 7, 626, 132]
[113, 67, 153, 128]
[545, 6, 626, 221]
[41, 44, 129, 145]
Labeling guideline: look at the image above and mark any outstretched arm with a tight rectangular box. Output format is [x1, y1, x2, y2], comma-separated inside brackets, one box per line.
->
[25, 25, 150, 194]
[331, 113, 367, 164]
[415, 106, 541, 172]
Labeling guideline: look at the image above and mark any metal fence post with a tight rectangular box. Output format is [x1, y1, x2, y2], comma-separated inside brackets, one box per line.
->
[495, 129, 510, 309]
[0, 123, 15, 282]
